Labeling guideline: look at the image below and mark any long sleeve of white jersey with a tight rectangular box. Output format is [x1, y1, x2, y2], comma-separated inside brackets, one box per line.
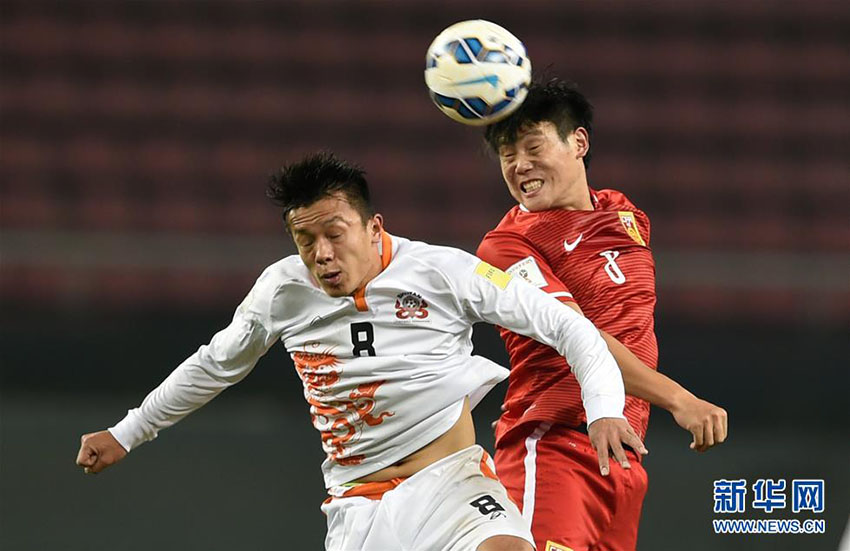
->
[456, 257, 626, 425]
[108, 271, 282, 452]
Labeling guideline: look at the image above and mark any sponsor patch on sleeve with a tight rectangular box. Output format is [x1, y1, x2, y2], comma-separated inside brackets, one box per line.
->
[474, 261, 512, 290]
[506, 256, 548, 288]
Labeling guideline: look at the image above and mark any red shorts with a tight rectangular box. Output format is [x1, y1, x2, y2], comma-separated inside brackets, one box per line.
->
[494, 422, 648, 551]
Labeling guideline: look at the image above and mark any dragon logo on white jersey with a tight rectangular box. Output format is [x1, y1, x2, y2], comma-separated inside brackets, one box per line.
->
[293, 350, 395, 466]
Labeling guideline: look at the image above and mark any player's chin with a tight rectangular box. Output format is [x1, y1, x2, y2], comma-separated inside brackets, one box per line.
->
[321, 281, 351, 297]
[516, 187, 549, 210]
[521, 197, 550, 212]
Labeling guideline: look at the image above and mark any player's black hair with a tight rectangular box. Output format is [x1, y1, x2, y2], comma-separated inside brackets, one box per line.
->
[266, 151, 374, 227]
[484, 78, 594, 168]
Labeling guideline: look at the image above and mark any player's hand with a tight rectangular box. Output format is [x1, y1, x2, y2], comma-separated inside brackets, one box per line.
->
[76, 430, 127, 474]
[587, 417, 648, 476]
[490, 403, 507, 432]
[670, 394, 728, 452]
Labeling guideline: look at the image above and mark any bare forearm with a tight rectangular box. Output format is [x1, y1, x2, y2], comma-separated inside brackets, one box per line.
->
[599, 330, 692, 412]
[599, 330, 728, 451]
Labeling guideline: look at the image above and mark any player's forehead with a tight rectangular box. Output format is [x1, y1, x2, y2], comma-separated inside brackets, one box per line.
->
[287, 194, 360, 232]
[499, 121, 559, 150]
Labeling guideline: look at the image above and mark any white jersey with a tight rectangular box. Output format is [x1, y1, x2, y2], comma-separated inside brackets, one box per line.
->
[109, 233, 625, 488]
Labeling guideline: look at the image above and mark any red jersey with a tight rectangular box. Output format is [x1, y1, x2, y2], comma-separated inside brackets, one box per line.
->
[477, 188, 658, 444]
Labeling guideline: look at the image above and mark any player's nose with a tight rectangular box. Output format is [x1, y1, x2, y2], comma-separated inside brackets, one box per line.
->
[314, 238, 334, 264]
[514, 152, 533, 174]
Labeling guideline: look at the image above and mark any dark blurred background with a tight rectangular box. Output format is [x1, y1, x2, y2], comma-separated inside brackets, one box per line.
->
[1, 1, 848, 550]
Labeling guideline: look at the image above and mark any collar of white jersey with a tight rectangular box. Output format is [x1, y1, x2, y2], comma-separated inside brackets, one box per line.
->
[352, 230, 394, 312]
[518, 189, 599, 213]
[378, 230, 394, 268]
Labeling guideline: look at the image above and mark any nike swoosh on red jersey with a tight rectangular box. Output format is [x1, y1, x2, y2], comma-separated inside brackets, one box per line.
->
[563, 234, 583, 252]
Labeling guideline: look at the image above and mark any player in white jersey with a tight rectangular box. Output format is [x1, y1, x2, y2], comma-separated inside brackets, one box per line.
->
[76, 152, 647, 551]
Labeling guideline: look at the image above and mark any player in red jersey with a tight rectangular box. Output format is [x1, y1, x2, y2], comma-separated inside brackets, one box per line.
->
[477, 80, 728, 551]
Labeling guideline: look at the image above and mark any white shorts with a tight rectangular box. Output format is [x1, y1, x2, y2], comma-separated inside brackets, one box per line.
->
[321, 445, 535, 551]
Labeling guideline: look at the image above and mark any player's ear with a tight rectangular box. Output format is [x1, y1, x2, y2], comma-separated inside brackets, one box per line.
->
[573, 127, 590, 160]
[369, 213, 384, 242]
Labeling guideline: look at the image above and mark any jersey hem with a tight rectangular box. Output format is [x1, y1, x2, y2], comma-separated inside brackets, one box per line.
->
[321, 399, 466, 488]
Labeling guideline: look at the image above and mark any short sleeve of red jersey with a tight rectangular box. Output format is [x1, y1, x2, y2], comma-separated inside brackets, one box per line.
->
[477, 231, 576, 305]
[596, 188, 652, 247]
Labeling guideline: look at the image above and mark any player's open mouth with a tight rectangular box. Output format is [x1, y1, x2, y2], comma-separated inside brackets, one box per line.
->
[520, 179, 543, 194]
[321, 271, 342, 285]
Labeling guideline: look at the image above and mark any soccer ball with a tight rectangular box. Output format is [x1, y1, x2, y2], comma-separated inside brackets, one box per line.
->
[424, 20, 531, 126]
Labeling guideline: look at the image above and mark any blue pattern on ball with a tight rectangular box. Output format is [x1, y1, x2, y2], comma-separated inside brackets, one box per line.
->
[465, 97, 488, 116]
[456, 102, 478, 119]
[453, 42, 472, 64]
[432, 92, 457, 108]
[489, 98, 513, 114]
[463, 37, 483, 58]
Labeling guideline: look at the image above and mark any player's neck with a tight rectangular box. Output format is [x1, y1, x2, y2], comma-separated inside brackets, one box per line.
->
[355, 247, 384, 292]
[554, 181, 593, 211]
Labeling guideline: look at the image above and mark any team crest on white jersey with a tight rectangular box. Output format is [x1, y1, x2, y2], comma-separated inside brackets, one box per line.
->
[395, 292, 430, 320]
